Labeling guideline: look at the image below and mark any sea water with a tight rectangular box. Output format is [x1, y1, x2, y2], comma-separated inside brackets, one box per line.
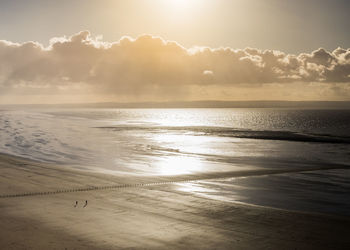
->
[0, 108, 349, 215]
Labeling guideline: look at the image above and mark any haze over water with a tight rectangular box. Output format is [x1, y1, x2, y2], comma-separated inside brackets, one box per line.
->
[1, 108, 349, 216]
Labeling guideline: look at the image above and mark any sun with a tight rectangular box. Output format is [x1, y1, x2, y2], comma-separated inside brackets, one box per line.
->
[155, 0, 205, 22]
[166, 0, 190, 8]
[162, 0, 198, 11]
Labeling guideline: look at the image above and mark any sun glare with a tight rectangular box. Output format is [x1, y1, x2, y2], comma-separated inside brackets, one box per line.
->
[166, 0, 190, 8]
[152, 0, 206, 23]
[156, 155, 203, 175]
[161, 0, 200, 13]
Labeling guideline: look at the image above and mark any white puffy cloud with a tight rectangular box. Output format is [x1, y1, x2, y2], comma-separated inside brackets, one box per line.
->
[0, 31, 349, 101]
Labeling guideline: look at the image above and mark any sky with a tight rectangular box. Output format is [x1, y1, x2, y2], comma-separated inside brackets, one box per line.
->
[0, 0, 349, 104]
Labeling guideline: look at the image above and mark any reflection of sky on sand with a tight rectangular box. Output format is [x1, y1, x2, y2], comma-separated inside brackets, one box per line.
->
[2, 109, 349, 218]
[175, 169, 350, 216]
[144, 131, 264, 175]
[2, 108, 349, 178]
[154, 155, 203, 175]
[176, 180, 252, 203]
[151, 132, 251, 157]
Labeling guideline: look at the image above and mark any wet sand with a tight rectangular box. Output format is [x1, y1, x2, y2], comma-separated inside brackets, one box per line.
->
[1, 153, 350, 249]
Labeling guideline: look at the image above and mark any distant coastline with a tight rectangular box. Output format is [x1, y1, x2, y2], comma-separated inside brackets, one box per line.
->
[1, 101, 350, 109]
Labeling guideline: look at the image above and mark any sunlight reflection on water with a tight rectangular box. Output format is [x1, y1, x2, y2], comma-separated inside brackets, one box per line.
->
[154, 155, 203, 175]
[1, 108, 350, 215]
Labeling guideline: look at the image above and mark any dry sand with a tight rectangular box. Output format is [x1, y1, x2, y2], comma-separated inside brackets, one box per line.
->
[1, 153, 350, 250]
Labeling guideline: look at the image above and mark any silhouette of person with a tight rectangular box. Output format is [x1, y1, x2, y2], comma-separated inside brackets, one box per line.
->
[83, 200, 88, 208]
[74, 201, 78, 207]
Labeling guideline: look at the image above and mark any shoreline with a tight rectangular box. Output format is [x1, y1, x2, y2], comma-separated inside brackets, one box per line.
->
[2, 100, 350, 109]
[1, 153, 350, 249]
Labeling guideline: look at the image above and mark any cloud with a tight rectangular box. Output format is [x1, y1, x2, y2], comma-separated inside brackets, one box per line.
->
[0, 31, 349, 102]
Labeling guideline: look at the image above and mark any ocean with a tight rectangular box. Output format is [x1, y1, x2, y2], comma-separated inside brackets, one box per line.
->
[1, 108, 349, 216]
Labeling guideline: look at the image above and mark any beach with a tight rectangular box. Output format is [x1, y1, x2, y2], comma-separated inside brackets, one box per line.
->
[1, 153, 350, 250]
[1, 0, 350, 248]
